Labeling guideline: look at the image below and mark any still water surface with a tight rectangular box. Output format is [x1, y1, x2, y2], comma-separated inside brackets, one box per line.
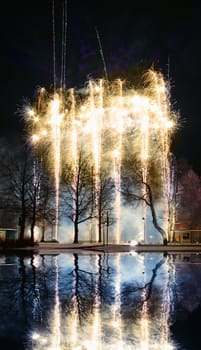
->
[0, 251, 201, 350]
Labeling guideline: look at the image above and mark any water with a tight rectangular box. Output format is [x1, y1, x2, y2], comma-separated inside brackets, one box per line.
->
[0, 251, 201, 349]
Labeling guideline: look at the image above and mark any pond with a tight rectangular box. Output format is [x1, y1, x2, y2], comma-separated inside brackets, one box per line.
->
[0, 250, 201, 350]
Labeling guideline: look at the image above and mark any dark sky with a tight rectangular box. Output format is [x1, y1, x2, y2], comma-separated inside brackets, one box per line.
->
[1, 1, 201, 172]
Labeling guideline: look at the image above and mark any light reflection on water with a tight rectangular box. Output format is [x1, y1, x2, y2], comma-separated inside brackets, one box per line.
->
[1, 251, 201, 349]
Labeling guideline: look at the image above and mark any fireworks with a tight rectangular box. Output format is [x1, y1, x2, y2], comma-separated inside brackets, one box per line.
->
[24, 69, 178, 242]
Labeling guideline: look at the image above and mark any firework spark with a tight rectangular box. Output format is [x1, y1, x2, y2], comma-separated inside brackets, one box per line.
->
[25, 69, 178, 242]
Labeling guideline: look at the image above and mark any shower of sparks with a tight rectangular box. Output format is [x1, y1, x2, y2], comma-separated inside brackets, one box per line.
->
[49, 96, 64, 240]
[24, 69, 177, 242]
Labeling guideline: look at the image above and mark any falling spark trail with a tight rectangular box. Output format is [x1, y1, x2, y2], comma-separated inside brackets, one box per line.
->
[25, 69, 177, 243]
[113, 148, 121, 244]
[52, 0, 56, 91]
[168, 158, 177, 241]
[140, 112, 149, 243]
[89, 80, 103, 241]
[113, 79, 123, 244]
[50, 96, 63, 240]
[61, 0, 68, 89]
[95, 27, 109, 82]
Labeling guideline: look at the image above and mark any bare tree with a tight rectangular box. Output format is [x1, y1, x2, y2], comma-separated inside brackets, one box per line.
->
[36, 171, 55, 242]
[27, 159, 55, 242]
[121, 154, 168, 245]
[3, 145, 33, 240]
[1, 142, 55, 242]
[61, 149, 94, 243]
[95, 172, 114, 243]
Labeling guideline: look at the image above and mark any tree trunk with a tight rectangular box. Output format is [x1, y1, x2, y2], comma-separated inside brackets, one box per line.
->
[30, 193, 37, 242]
[30, 221, 35, 242]
[41, 219, 45, 242]
[98, 210, 102, 243]
[73, 220, 79, 243]
[19, 215, 25, 240]
[147, 183, 168, 245]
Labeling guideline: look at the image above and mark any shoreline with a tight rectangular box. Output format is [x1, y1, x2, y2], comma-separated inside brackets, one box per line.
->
[2, 242, 201, 254]
[38, 242, 201, 252]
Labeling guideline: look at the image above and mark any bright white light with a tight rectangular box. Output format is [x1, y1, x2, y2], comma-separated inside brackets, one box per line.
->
[113, 149, 120, 158]
[32, 332, 40, 340]
[33, 116, 39, 122]
[130, 251, 138, 257]
[32, 134, 40, 143]
[28, 109, 35, 117]
[41, 129, 47, 136]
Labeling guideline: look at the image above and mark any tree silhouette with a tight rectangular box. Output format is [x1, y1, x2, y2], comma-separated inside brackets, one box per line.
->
[61, 149, 94, 243]
[121, 154, 168, 244]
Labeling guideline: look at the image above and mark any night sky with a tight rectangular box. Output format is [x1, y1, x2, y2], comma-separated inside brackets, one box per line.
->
[0, 1, 201, 172]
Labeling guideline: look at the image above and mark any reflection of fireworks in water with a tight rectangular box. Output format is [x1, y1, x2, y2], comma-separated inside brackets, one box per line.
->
[139, 254, 150, 350]
[25, 70, 177, 242]
[138, 254, 176, 350]
[111, 254, 123, 349]
[91, 255, 102, 349]
[52, 256, 61, 348]
[29, 253, 177, 350]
